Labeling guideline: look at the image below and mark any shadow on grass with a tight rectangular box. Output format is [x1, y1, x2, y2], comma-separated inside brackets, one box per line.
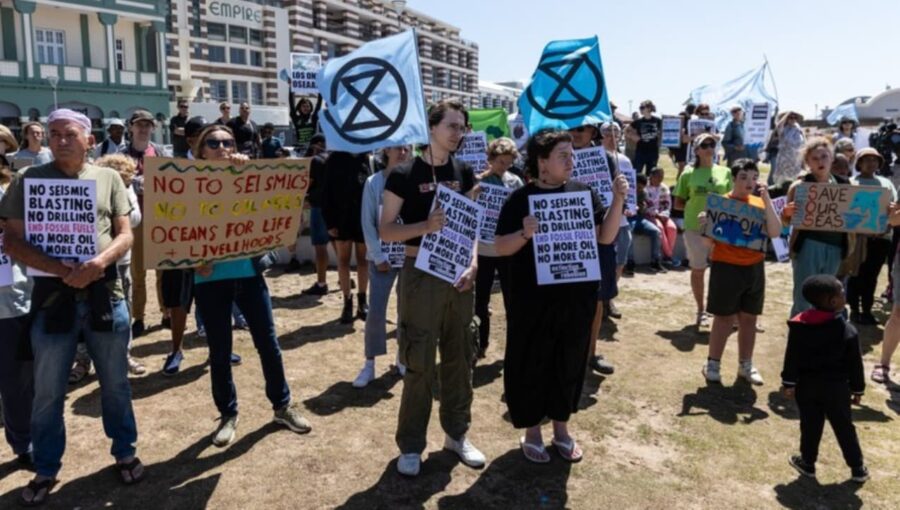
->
[336, 451, 460, 510]
[856, 324, 884, 355]
[277, 319, 355, 351]
[768, 390, 892, 423]
[303, 371, 401, 416]
[269, 293, 331, 311]
[656, 326, 709, 353]
[678, 380, 769, 425]
[473, 360, 503, 389]
[437, 449, 571, 509]
[774, 477, 862, 510]
[578, 372, 607, 411]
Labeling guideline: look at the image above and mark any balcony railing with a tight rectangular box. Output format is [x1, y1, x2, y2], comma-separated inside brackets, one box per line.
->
[0, 60, 161, 89]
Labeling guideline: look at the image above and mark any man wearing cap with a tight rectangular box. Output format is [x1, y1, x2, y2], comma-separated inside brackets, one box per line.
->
[94, 119, 127, 159]
[169, 99, 191, 158]
[722, 106, 749, 166]
[0, 109, 144, 505]
[227, 102, 261, 158]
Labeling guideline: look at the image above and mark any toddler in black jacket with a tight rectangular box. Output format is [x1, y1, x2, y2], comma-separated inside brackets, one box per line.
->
[781, 275, 869, 483]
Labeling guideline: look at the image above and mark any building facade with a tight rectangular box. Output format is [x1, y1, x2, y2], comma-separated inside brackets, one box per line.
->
[478, 80, 523, 114]
[0, 0, 169, 138]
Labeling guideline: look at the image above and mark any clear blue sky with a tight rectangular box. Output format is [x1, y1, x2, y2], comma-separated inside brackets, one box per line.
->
[409, 0, 899, 118]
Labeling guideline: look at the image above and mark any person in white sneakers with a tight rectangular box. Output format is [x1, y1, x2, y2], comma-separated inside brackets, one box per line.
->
[353, 146, 411, 388]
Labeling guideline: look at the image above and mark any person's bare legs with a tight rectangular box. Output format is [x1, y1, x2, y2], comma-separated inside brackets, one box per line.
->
[314, 245, 328, 285]
[336, 241, 353, 298]
[691, 269, 706, 313]
[736, 312, 758, 362]
[552, 420, 582, 458]
[880, 304, 900, 368]
[708, 313, 735, 361]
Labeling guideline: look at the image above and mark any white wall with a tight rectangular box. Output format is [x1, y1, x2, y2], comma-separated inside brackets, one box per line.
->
[87, 13, 107, 68]
[113, 19, 137, 72]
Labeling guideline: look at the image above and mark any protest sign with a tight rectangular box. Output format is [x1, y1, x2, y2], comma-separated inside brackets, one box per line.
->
[529, 191, 601, 285]
[688, 118, 717, 137]
[572, 146, 613, 207]
[771, 196, 790, 262]
[456, 132, 489, 173]
[415, 185, 483, 284]
[291, 53, 322, 95]
[703, 194, 768, 252]
[661, 116, 682, 148]
[0, 229, 12, 287]
[619, 158, 638, 214]
[745, 103, 773, 147]
[143, 158, 310, 269]
[379, 206, 406, 269]
[791, 183, 891, 235]
[24, 178, 98, 277]
[475, 183, 512, 244]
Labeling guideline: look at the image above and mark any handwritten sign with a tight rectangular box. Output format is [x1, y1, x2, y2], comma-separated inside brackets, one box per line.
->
[0, 228, 12, 287]
[791, 183, 891, 235]
[530, 191, 601, 285]
[379, 205, 406, 269]
[619, 158, 638, 214]
[703, 195, 768, 252]
[24, 179, 98, 277]
[661, 116, 682, 148]
[456, 132, 489, 173]
[688, 118, 717, 137]
[143, 158, 310, 269]
[572, 146, 613, 207]
[475, 183, 512, 244]
[291, 53, 322, 95]
[415, 184, 483, 284]
[745, 103, 772, 147]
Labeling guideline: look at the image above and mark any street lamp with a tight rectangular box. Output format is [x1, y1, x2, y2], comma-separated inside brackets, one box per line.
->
[47, 75, 59, 111]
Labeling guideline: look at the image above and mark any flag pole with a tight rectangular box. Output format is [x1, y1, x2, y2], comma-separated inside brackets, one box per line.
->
[763, 54, 780, 106]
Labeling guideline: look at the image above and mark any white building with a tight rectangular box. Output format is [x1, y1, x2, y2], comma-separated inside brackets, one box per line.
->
[478, 80, 523, 113]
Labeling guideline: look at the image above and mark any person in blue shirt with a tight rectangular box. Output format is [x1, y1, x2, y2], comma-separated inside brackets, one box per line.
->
[260, 123, 287, 159]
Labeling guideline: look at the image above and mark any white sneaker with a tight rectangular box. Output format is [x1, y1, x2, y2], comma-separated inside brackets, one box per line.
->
[444, 434, 486, 468]
[396, 453, 421, 476]
[352, 363, 376, 388]
[738, 361, 764, 386]
[702, 360, 722, 383]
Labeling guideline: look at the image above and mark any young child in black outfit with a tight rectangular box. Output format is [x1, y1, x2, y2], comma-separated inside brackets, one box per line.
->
[781, 274, 869, 482]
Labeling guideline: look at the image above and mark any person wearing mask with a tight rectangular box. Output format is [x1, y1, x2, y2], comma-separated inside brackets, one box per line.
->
[227, 102, 261, 158]
[191, 125, 311, 447]
[381, 99, 484, 477]
[289, 92, 322, 155]
[771, 111, 806, 187]
[722, 105, 749, 165]
[13, 122, 53, 169]
[169, 99, 191, 158]
[93, 119, 127, 159]
[0, 109, 143, 505]
[627, 100, 662, 175]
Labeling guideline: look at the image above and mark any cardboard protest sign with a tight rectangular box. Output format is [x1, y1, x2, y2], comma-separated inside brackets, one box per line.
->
[0, 229, 12, 287]
[703, 194, 769, 252]
[791, 183, 891, 235]
[661, 116, 682, 148]
[529, 191, 601, 285]
[24, 179, 98, 277]
[415, 184, 483, 284]
[619, 158, 637, 214]
[688, 118, 717, 137]
[475, 183, 512, 244]
[143, 158, 310, 269]
[291, 53, 322, 95]
[770, 196, 790, 262]
[456, 132, 489, 173]
[571, 146, 613, 207]
[378, 206, 406, 269]
[745, 103, 772, 147]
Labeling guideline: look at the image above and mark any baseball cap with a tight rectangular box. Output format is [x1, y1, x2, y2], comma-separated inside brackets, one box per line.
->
[129, 109, 156, 125]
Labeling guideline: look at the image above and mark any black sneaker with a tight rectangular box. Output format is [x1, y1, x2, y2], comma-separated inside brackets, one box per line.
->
[624, 261, 635, 276]
[606, 300, 622, 319]
[850, 465, 870, 483]
[789, 455, 816, 478]
[285, 258, 302, 273]
[131, 320, 146, 338]
[16, 451, 34, 468]
[356, 293, 369, 321]
[340, 297, 354, 324]
[302, 282, 328, 296]
[858, 312, 878, 326]
[589, 355, 615, 375]
[650, 261, 667, 273]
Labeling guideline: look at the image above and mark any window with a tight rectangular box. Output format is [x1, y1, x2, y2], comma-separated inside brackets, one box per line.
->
[210, 80, 228, 101]
[231, 81, 248, 103]
[208, 45, 226, 63]
[229, 47, 247, 65]
[193, 45, 203, 59]
[229, 25, 247, 44]
[35, 28, 65, 65]
[207, 23, 226, 41]
[250, 50, 263, 67]
[115, 39, 125, 71]
[251, 83, 264, 105]
[249, 29, 263, 46]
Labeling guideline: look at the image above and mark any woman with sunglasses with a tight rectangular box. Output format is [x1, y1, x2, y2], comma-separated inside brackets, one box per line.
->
[192, 125, 311, 447]
[771, 111, 806, 187]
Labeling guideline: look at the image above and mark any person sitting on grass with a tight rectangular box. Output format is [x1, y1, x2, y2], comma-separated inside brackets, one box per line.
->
[646, 167, 678, 266]
[781, 274, 868, 484]
[625, 174, 665, 274]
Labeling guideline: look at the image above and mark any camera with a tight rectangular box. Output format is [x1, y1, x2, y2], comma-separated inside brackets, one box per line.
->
[869, 121, 900, 175]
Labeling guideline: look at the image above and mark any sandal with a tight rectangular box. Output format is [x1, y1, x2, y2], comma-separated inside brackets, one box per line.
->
[19, 478, 57, 507]
[551, 436, 584, 463]
[116, 457, 145, 485]
[871, 365, 890, 384]
[520, 437, 551, 464]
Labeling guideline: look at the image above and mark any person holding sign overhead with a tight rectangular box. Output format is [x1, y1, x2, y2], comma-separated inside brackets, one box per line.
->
[381, 99, 484, 477]
[494, 129, 627, 463]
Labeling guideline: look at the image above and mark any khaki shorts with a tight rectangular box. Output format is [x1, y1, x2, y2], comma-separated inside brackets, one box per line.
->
[683, 230, 711, 270]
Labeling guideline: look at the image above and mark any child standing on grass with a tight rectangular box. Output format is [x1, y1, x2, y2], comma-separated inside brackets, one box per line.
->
[781, 274, 869, 483]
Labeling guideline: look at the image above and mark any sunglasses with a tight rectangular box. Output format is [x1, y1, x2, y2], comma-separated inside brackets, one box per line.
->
[699, 142, 716, 149]
[205, 138, 235, 149]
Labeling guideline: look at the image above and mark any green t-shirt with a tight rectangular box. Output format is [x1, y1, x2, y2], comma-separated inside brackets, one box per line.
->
[674, 164, 733, 231]
[0, 162, 132, 298]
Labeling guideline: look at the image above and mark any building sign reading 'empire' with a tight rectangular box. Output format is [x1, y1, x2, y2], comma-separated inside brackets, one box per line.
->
[208, 0, 263, 24]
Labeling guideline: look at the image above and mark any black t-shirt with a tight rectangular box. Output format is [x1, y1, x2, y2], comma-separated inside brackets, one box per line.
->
[496, 180, 605, 300]
[226, 117, 259, 155]
[306, 154, 327, 208]
[632, 116, 662, 155]
[169, 114, 189, 156]
[384, 156, 475, 247]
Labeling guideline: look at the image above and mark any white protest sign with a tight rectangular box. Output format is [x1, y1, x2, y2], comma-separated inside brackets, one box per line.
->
[619, 158, 638, 214]
[771, 196, 791, 262]
[415, 185, 483, 284]
[661, 116, 682, 148]
[475, 183, 512, 244]
[572, 146, 613, 208]
[530, 191, 601, 285]
[688, 118, 717, 137]
[378, 206, 406, 269]
[854, 128, 871, 150]
[24, 178, 98, 277]
[0, 229, 13, 287]
[456, 132, 489, 173]
[745, 103, 773, 146]
[291, 53, 322, 95]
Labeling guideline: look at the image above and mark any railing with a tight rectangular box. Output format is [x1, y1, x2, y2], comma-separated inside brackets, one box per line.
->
[0, 60, 20, 78]
[1, 62, 159, 88]
[140, 72, 157, 87]
[85, 68, 104, 83]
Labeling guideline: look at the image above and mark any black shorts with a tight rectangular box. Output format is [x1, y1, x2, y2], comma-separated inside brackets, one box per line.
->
[160, 269, 194, 311]
[671, 146, 688, 164]
[597, 243, 618, 301]
[706, 261, 765, 316]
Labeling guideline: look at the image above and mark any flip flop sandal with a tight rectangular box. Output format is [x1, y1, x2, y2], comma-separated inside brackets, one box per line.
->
[19, 478, 57, 507]
[116, 457, 146, 485]
[520, 437, 550, 464]
[551, 437, 584, 463]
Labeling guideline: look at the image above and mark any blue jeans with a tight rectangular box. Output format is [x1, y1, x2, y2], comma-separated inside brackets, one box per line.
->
[615, 225, 633, 266]
[31, 299, 136, 478]
[364, 261, 400, 358]
[628, 216, 662, 263]
[791, 239, 843, 317]
[194, 275, 290, 417]
[0, 315, 33, 456]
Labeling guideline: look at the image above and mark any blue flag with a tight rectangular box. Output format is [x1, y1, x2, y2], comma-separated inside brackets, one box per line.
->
[689, 63, 778, 132]
[827, 103, 858, 126]
[318, 30, 428, 153]
[517, 36, 611, 134]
